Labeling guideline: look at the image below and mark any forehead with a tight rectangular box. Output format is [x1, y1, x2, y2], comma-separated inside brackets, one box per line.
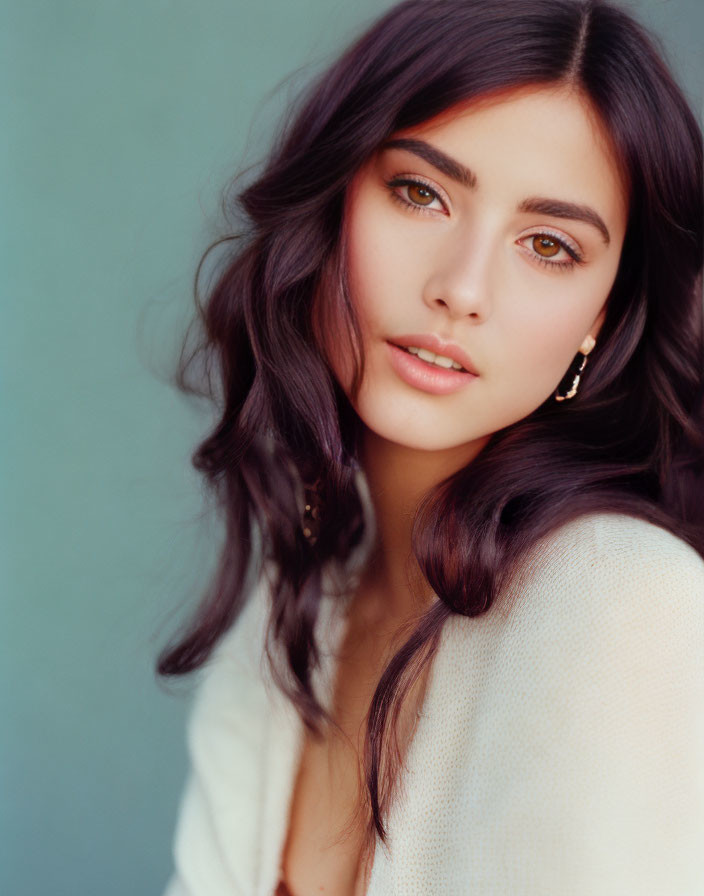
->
[390, 84, 629, 228]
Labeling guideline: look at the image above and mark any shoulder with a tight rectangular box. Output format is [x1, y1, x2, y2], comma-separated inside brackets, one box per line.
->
[184, 563, 273, 750]
[540, 510, 703, 567]
[433, 513, 704, 891]
[486, 512, 704, 734]
[469, 512, 704, 744]
[502, 511, 704, 625]
[166, 566, 276, 896]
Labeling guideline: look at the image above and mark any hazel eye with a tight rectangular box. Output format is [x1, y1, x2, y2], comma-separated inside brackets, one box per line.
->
[385, 176, 447, 214]
[533, 235, 561, 257]
[407, 183, 436, 206]
[516, 230, 584, 270]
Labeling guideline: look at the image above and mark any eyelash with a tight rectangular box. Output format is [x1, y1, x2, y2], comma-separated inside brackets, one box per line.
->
[385, 175, 585, 271]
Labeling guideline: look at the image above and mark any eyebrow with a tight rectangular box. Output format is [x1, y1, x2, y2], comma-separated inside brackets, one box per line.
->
[383, 137, 477, 189]
[381, 137, 611, 246]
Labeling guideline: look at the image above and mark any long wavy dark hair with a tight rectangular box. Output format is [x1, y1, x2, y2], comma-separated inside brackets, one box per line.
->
[158, 0, 703, 860]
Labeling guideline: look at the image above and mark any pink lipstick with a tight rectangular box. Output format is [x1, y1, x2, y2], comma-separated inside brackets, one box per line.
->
[385, 335, 479, 395]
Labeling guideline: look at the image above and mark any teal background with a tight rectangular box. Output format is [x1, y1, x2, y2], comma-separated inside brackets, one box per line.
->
[2, 1, 701, 894]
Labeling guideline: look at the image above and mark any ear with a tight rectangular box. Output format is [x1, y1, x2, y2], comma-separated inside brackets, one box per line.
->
[580, 305, 607, 354]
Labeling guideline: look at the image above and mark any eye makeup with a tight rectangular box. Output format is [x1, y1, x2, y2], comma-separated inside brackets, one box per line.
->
[385, 175, 449, 214]
[384, 174, 586, 271]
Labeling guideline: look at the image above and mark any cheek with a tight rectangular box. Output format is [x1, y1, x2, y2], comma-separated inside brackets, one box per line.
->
[346, 233, 380, 332]
[314, 220, 399, 394]
[494, 298, 600, 415]
[520, 316, 580, 374]
[346, 191, 423, 331]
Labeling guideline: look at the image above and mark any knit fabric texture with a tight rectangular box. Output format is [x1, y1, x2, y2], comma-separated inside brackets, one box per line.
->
[162, 512, 704, 895]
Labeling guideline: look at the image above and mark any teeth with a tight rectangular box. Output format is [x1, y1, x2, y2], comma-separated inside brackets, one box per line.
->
[406, 346, 464, 371]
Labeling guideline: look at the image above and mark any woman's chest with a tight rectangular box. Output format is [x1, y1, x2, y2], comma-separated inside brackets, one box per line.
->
[277, 599, 431, 896]
[278, 615, 386, 896]
[277, 717, 371, 896]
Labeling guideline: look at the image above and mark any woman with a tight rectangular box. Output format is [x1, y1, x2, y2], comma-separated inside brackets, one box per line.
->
[159, 0, 704, 893]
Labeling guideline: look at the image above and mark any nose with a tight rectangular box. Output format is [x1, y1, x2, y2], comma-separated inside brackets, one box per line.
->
[422, 227, 494, 322]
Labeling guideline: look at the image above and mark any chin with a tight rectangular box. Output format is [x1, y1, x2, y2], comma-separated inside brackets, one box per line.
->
[358, 411, 485, 454]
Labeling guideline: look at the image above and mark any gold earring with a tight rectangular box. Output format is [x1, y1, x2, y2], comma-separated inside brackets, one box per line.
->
[555, 335, 596, 402]
[301, 478, 322, 545]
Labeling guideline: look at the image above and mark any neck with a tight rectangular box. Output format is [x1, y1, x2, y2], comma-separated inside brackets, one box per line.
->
[356, 427, 488, 621]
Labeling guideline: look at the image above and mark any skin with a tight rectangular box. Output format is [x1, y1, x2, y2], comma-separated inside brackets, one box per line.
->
[320, 83, 629, 623]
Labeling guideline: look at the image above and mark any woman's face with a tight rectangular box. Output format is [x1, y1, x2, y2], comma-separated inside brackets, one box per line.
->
[322, 84, 628, 456]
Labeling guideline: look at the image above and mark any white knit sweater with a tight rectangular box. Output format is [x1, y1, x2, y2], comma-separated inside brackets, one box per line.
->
[162, 511, 704, 895]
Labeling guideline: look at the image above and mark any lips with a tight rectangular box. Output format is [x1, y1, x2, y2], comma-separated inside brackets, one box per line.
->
[386, 341, 476, 395]
[388, 333, 479, 376]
